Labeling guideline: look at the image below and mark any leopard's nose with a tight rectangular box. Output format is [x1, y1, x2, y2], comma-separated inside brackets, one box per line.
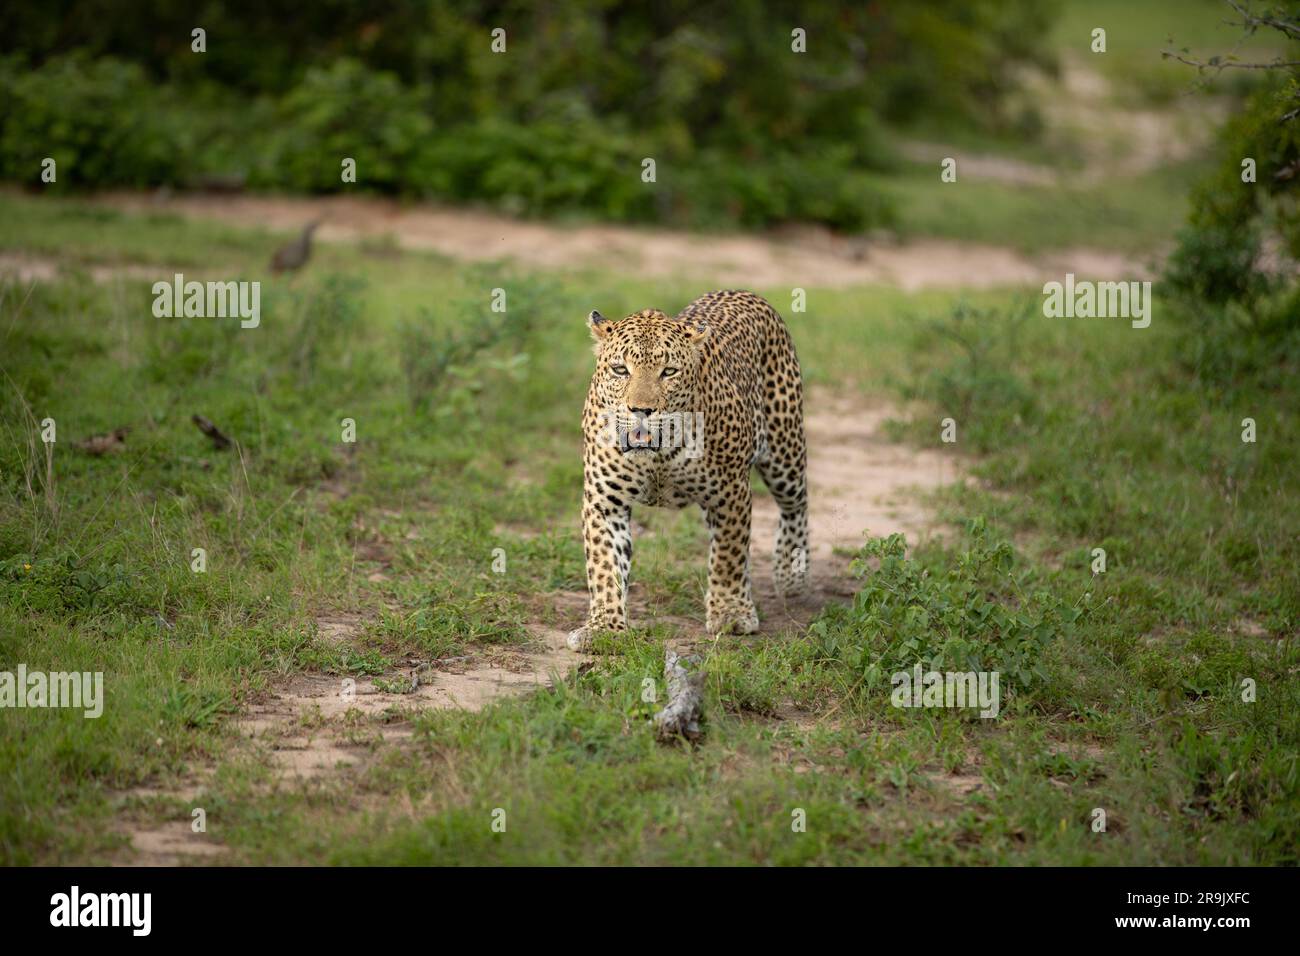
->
[629, 407, 654, 418]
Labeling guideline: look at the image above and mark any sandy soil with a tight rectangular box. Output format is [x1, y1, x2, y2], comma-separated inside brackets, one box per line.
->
[232, 629, 580, 778]
[119, 624, 585, 863]
[82, 189, 1153, 290]
[750, 390, 959, 626]
[0, 252, 169, 284]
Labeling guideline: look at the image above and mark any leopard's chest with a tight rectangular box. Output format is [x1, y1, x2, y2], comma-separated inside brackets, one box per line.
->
[624, 452, 709, 508]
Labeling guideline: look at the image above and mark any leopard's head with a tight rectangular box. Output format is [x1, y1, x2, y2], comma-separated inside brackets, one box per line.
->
[586, 308, 709, 454]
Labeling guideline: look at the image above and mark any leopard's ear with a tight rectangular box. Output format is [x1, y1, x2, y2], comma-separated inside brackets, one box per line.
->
[587, 310, 613, 342]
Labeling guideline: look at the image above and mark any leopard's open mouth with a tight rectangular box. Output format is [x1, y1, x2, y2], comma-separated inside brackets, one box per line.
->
[618, 418, 660, 452]
[613, 411, 665, 452]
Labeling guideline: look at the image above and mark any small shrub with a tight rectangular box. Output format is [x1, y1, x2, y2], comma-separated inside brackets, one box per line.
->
[810, 519, 1080, 696]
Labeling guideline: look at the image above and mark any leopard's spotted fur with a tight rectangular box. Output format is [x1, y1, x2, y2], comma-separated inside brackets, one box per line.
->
[568, 290, 807, 649]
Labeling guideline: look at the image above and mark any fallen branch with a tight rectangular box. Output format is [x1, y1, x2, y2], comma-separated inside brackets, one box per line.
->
[653, 649, 704, 742]
[191, 414, 233, 450]
[73, 426, 129, 456]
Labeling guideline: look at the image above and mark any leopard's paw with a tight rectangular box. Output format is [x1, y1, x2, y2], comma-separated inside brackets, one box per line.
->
[566, 625, 594, 652]
[773, 550, 810, 599]
[706, 604, 760, 637]
[774, 573, 810, 600]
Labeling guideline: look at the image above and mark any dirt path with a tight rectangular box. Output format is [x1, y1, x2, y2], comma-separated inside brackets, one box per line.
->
[750, 392, 958, 624]
[899, 58, 1224, 189]
[72, 59, 1179, 292]
[0, 252, 168, 284]
[117, 386, 957, 863]
[119, 626, 585, 864]
[86, 190, 1152, 290]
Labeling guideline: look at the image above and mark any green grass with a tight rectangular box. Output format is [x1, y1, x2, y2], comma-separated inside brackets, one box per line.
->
[877, 158, 1206, 253]
[1053, 0, 1242, 61]
[1, 190, 1297, 865]
[1052, 0, 1295, 104]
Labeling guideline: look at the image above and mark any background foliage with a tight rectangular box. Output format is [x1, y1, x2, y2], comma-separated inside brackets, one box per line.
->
[0, 0, 1059, 228]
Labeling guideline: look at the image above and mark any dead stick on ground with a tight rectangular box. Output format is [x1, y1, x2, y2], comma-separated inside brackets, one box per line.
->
[653, 649, 704, 742]
[191, 414, 232, 450]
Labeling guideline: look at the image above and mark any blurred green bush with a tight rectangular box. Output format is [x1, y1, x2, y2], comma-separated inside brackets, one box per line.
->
[1165, 76, 1300, 383]
[0, 1, 1058, 229]
[0, 53, 182, 187]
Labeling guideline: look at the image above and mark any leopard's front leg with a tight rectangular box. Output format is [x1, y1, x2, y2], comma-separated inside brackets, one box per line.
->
[567, 492, 633, 651]
[704, 474, 759, 636]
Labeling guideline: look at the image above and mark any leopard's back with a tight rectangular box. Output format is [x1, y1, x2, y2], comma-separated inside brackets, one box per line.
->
[674, 290, 804, 472]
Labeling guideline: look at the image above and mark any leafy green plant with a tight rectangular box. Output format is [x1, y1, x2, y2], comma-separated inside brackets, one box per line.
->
[0, 552, 130, 611]
[811, 519, 1081, 695]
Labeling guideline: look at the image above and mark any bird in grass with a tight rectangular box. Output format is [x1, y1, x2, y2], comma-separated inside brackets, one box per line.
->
[270, 219, 321, 275]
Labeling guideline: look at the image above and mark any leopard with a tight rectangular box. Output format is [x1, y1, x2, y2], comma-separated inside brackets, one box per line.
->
[567, 289, 807, 651]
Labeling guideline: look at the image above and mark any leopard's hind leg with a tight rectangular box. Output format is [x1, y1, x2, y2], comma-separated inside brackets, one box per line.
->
[756, 332, 808, 598]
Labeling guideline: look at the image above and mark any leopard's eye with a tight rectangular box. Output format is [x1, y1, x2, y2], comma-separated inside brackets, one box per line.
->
[661, 367, 679, 378]
[611, 365, 629, 376]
